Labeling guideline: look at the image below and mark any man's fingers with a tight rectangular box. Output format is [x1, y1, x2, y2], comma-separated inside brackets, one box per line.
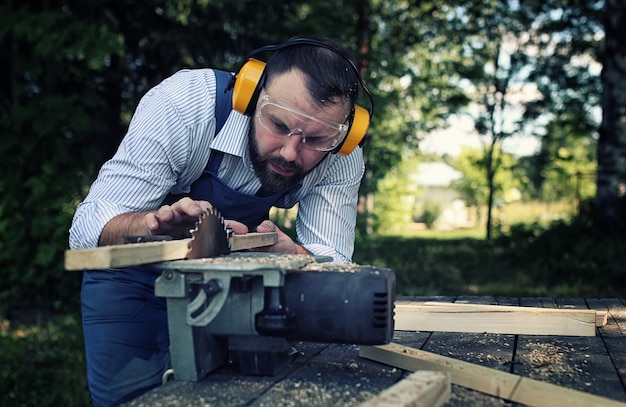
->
[256, 220, 276, 233]
[224, 220, 248, 235]
[144, 212, 160, 231]
[179, 198, 219, 218]
[156, 205, 174, 221]
[162, 198, 215, 221]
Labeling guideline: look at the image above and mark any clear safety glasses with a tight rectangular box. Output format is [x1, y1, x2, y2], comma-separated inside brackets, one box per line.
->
[256, 90, 350, 152]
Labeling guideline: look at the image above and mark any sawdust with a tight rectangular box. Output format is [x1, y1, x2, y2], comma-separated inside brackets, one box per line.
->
[252, 379, 374, 406]
[301, 262, 363, 273]
[519, 340, 593, 384]
[184, 253, 316, 269]
[183, 253, 373, 274]
[447, 384, 513, 406]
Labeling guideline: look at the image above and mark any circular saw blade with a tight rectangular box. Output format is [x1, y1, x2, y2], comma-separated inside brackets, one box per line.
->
[186, 207, 230, 259]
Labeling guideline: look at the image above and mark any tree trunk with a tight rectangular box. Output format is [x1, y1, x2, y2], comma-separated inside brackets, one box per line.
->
[595, 0, 626, 230]
[355, 0, 374, 234]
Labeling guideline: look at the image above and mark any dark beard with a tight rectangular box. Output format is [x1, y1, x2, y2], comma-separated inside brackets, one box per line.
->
[248, 122, 305, 193]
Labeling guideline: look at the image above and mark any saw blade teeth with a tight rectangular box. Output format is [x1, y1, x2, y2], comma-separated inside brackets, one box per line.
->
[186, 204, 230, 259]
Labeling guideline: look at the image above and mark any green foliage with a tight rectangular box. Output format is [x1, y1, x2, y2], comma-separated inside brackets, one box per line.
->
[0, 4, 120, 314]
[420, 201, 441, 229]
[355, 204, 626, 298]
[355, 235, 494, 296]
[0, 314, 90, 407]
[494, 204, 626, 297]
[362, 1, 475, 196]
[370, 150, 421, 233]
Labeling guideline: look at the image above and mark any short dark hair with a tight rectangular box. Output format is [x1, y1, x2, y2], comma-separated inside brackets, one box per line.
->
[264, 37, 359, 110]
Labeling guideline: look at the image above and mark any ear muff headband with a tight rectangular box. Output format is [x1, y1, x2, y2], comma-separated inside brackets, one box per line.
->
[227, 38, 374, 155]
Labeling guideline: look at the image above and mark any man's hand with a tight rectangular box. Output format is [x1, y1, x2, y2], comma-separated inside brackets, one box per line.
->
[143, 198, 217, 239]
[99, 198, 248, 246]
[252, 220, 311, 255]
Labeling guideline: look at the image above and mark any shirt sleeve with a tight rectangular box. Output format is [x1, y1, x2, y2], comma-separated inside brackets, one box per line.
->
[69, 70, 218, 249]
[296, 147, 365, 264]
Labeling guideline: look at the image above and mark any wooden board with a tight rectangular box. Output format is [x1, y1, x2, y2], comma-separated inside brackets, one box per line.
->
[358, 370, 450, 407]
[395, 301, 598, 336]
[65, 232, 278, 270]
[359, 343, 626, 407]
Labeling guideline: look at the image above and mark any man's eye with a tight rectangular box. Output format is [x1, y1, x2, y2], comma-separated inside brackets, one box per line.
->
[305, 136, 329, 146]
[271, 119, 290, 134]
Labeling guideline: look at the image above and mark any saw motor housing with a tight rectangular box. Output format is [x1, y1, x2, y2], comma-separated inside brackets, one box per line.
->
[154, 254, 396, 381]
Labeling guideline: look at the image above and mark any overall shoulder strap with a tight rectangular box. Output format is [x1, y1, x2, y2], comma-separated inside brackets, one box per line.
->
[213, 69, 234, 134]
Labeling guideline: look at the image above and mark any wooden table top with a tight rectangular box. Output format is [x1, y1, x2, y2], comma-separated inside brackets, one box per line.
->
[124, 296, 626, 406]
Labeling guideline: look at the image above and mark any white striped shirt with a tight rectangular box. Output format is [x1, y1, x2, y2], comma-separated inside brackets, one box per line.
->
[69, 69, 365, 263]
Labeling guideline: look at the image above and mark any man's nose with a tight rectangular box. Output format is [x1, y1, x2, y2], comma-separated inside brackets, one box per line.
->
[280, 131, 304, 161]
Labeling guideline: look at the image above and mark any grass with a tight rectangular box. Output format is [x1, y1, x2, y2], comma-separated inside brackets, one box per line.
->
[355, 214, 626, 299]
[1, 313, 91, 407]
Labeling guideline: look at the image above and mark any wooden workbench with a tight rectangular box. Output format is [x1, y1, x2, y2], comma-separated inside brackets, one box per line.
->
[123, 296, 626, 406]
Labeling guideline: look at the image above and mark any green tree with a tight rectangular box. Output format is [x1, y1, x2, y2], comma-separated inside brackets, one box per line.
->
[517, 114, 597, 209]
[451, 146, 521, 229]
[520, 0, 603, 212]
[423, 0, 603, 239]
[359, 1, 476, 234]
[595, 0, 626, 229]
[372, 149, 422, 233]
[0, 2, 124, 311]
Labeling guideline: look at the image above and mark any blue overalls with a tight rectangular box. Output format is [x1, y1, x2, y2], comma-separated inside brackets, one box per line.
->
[81, 149, 301, 406]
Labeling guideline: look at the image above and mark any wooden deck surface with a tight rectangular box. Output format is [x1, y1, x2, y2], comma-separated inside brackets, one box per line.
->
[124, 296, 626, 406]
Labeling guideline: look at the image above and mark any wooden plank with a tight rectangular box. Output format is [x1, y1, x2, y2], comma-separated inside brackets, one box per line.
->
[596, 310, 608, 327]
[358, 371, 450, 407]
[228, 232, 280, 252]
[361, 343, 519, 399]
[64, 232, 278, 270]
[557, 298, 608, 327]
[395, 301, 597, 336]
[359, 343, 626, 407]
[65, 239, 190, 270]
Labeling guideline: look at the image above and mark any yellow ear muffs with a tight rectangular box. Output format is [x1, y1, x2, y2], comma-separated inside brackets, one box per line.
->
[232, 58, 266, 115]
[335, 104, 370, 156]
[229, 40, 374, 155]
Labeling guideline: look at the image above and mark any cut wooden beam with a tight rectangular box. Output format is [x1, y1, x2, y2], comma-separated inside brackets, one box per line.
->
[596, 310, 608, 327]
[64, 232, 278, 270]
[358, 370, 450, 407]
[394, 301, 599, 336]
[360, 343, 626, 407]
[65, 239, 190, 270]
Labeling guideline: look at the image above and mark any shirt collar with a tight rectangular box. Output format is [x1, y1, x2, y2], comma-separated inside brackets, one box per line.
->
[210, 111, 250, 157]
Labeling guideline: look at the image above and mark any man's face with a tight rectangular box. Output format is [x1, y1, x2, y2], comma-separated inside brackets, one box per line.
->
[248, 69, 351, 193]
